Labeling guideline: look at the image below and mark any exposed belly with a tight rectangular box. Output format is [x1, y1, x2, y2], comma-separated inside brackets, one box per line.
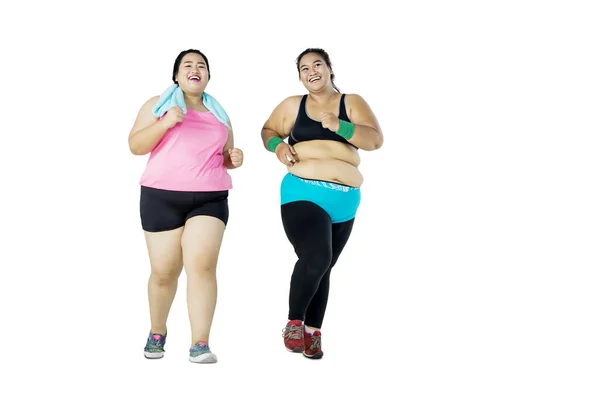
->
[287, 159, 363, 188]
[292, 140, 361, 167]
[289, 140, 362, 187]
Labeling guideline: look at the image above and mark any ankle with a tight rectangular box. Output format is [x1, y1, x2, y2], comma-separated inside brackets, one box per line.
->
[150, 327, 167, 335]
[191, 339, 209, 347]
[305, 325, 320, 334]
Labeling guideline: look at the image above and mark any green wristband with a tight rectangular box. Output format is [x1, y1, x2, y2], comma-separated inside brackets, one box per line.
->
[336, 120, 355, 140]
[267, 136, 284, 152]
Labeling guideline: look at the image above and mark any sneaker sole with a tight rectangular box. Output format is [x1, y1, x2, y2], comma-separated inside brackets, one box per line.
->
[302, 351, 323, 359]
[286, 346, 303, 353]
[144, 351, 164, 359]
[189, 353, 218, 363]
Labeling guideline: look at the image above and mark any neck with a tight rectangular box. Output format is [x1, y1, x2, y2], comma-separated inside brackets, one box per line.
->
[307, 88, 338, 104]
[184, 92, 206, 110]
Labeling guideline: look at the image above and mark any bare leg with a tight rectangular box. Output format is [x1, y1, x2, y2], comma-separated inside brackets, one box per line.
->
[144, 227, 184, 334]
[181, 216, 225, 346]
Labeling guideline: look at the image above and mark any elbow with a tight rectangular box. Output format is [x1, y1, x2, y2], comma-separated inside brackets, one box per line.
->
[131, 148, 149, 156]
[374, 133, 384, 149]
[128, 140, 148, 156]
[129, 144, 142, 156]
[365, 134, 383, 151]
[372, 138, 383, 150]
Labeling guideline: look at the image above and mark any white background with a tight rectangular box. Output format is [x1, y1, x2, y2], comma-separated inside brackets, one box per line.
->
[2, 0, 599, 399]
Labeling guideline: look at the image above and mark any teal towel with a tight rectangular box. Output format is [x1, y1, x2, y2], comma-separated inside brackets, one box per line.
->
[152, 84, 231, 130]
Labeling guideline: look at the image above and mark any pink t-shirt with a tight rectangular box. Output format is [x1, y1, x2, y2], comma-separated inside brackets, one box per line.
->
[140, 110, 232, 192]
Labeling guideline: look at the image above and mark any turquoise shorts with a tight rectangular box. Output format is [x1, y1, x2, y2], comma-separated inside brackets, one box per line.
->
[280, 173, 361, 223]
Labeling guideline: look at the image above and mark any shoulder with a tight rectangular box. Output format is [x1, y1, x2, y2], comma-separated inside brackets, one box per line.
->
[280, 95, 303, 109]
[344, 93, 368, 106]
[139, 95, 160, 112]
[344, 93, 373, 113]
[270, 95, 303, 117]
[343, 93, 378, 123]
[145, 95, 161, 106]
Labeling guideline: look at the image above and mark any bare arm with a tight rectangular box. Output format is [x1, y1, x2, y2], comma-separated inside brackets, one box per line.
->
[222, 121, 239, 169]
[128, 96, 173, 155]
[260, 96, 301, 150]
[344, 94, 384, 151]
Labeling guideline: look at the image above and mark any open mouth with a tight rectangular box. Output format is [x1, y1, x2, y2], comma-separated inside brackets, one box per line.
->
[308, 76, 321, 83]
[188, 74, 201, 82]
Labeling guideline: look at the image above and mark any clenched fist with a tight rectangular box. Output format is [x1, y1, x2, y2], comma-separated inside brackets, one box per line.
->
[319, 112, 340, 132]
[162, 106, 184, 129]
[228, 148, 244, 168]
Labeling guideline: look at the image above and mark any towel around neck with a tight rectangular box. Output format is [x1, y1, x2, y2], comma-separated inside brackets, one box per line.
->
[152, 84, 231, 130]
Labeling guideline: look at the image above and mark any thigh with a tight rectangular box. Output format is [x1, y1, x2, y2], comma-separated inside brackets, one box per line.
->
[330, 218, 355, 266]
[181, 215, 226, 272]
[144, 227, 184, 276]
[281, 201, 333, 255]
[140, 186, 189, 232]
[186, 191, 229, 227]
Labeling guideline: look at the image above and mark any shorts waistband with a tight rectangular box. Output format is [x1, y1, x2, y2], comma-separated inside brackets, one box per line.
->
[291, 175, 360, 192]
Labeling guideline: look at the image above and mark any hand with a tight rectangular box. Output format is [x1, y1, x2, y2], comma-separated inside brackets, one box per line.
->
[275, 142, 298, 166]
[162, 106, 184, 129]
[228, 148, 244, 168]
[320, 112, 340, 132]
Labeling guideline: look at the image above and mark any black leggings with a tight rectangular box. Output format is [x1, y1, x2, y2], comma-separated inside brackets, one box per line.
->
[281, 201, 354, 328]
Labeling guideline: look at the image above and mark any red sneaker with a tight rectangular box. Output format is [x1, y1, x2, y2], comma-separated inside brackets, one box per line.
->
[303, 330, 323, 359]
[282, 320, 304, 352]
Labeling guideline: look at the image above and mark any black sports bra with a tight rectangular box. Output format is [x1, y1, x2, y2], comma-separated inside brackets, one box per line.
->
[288, 94, 357, 148]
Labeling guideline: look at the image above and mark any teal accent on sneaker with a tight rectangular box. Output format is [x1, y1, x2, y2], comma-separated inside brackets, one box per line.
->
[189, 341, 218, 363]
[144, 331, 166, 359]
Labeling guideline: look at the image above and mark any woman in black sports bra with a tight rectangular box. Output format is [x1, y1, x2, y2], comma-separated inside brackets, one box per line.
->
[261, 48, 384, 359]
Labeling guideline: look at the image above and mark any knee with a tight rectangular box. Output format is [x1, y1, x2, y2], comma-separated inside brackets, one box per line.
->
[186, 258, 218, 277]
[299, 249, 333, 277]
[150, 268, 181, 286]
[329, 254, 341, 269]
[189, 263, 217, 276]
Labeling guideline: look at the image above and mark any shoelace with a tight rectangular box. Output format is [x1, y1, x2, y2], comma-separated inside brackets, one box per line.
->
[148, 335, 163, 349]
[282, 325, 303, 340]
[191, 343, 210, 355]
[193, 343, 209, 350]
[308, 335, 321, 350]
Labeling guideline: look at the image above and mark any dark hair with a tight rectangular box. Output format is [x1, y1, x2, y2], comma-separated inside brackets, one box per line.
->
[295, 48, 340, 93]
[172, 49, 210, 84]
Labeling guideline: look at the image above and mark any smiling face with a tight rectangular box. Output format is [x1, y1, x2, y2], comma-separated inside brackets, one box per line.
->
[298, 52, 333, 92]
[174, 52, 209, 95]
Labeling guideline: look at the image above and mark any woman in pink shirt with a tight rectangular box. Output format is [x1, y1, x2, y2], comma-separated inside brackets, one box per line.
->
[128, 49, 243, 363]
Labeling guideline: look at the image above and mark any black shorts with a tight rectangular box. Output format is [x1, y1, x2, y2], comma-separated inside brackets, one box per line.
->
[140, 186, 229, 232]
